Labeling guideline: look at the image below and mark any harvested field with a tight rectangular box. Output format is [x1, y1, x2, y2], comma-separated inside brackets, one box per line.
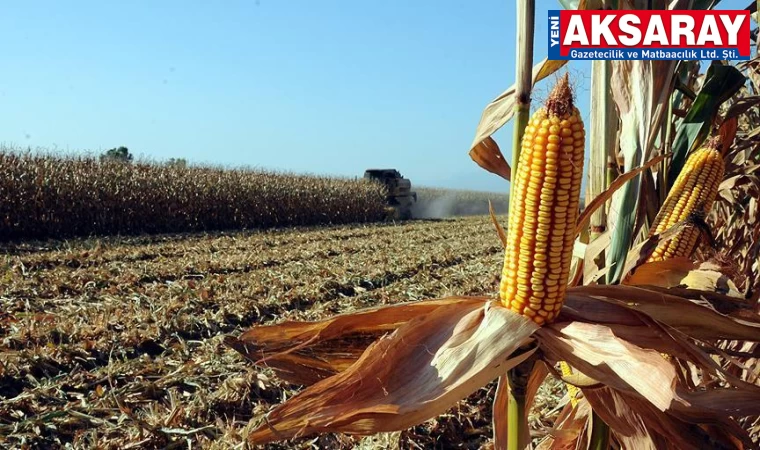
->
[0, 216, 564, 449]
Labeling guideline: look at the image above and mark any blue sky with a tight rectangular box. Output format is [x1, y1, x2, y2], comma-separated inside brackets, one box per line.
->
[0, 1, 751, 191]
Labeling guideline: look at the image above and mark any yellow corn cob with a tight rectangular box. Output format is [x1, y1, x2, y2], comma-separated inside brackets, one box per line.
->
[560, 361, 579, 407]
[499, 75, 585, 325]
[646, 137, 725, 262]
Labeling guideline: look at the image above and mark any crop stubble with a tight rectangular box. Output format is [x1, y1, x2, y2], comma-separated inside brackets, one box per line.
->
[0, 216, 564, 449]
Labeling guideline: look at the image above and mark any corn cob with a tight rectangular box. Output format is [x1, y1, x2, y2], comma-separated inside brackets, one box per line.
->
[499, 75, 585, 325]
[560, 361, 580, 407]
[646, 137, 725, 263]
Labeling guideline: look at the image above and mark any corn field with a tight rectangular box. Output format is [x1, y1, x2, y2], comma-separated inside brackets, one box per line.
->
[0, 150, 388, 240]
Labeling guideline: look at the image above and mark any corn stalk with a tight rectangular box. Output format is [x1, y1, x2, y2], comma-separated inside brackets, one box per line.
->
[586, 59, 619, 450]
[509, 0, 535, 205]
[588, 60, 617, 245]
[506, 1, 534, 449]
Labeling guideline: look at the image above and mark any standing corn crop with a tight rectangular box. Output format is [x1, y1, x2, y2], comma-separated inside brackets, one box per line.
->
[646, 136, 725, 262]
[500, 75, 585, 325]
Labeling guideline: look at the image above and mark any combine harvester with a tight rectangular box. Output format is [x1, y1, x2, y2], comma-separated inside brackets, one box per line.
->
[363, 169, 417, 220]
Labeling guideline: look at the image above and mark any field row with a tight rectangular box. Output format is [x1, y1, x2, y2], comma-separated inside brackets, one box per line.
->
[0, 217, 552, 449]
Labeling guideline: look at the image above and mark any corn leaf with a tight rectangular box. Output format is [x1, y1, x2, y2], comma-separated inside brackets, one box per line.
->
[470, 137, 511, 181]
[225, 297, 483, 385]
[585, 388, 754, 450]
[489, 200, 508, 247]
[557, 0, 615, 10]
[606, 58, 679, 284]
[536, 321, 678, 411]
[673, 388, 760, 417]
[470, 58, 567, 157]
[557, 0, 582, 9]
[538, 315, 760, 448]
[570, 284, 760, 341]
[691, 0, 722, 9]
[718, 116, 739, 150]
[245, 300, 539, 445]
[584, 390, 657, 449]
[624, 257, 698, 288]
[583, 230, 611, 284]
[535, 397, 593, 450]
[565, 301, 758, 390]
[576, 153, 668, 237]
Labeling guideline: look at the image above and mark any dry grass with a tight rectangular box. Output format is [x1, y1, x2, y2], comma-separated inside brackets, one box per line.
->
[0, 149, 387, 241]
[0, 216, 565, 449]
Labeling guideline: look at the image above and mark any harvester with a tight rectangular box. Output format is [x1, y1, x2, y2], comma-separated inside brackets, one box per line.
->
[363, 169, 417, 220]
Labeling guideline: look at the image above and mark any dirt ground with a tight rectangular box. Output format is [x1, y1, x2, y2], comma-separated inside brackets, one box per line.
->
[1, 217, 564, 449]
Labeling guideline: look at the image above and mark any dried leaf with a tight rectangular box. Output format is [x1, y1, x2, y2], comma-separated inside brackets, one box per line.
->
[246, 300, 539, 445]
[536, 321, 677, 411]
[489, 200, 507, 248]
[570, 285, 760, 341]
[470, 59, 567, 153]
[583, 230, 611, 284]
[719, 117, 739, 151]
[584, 389, 658, 449]
[589, 385, 757, 450]
[624, 258, 698, 288]
[535, 397, 592, 450]
[674, 387, 760, 417]
[546, 324, 759, 448]
[576, 154, 668, 237]
[470, 137, 511, 181]
[561, 289, 645, 327]
[637, 285, 759, 322]
[492, 374, 510, 450]
[225, 297, 483, 385]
